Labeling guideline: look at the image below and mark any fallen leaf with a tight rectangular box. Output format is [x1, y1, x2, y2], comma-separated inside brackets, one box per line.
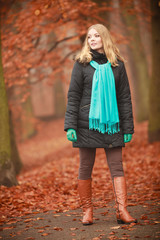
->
[53, 227, 63, 231]
[141, 215, 148, 220]
[25, 238, 35, 240]
[3, 226, 15, 230]
[38, 230, 45, 233]
[110, 226, 120, 230]
[35, 10, 40, 16]
[24, 219, 32, 223]
[41, 233, 50, 236]
[71, 233, 76, 236]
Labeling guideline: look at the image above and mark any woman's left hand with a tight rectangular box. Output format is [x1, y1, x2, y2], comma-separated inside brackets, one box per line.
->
[124, 134, 132, 143]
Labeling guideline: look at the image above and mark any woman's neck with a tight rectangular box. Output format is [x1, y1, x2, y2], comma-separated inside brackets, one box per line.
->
[96, 49, 104, 54]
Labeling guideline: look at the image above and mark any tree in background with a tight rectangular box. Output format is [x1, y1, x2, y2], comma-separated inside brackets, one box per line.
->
[1, 0, 109, 140]
[0, 0, 159, 187]
[120, 0, 150, 122]
[148, 0, 160, 142]
[0, 20, 22, 187]
[0, 0, 108, 186]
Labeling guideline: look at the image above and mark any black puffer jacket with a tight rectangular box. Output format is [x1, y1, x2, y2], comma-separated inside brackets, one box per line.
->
[64, 50, 134, 148]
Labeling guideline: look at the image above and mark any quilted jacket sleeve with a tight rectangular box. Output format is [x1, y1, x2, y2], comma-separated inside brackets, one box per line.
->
[117, 62, 134, 134]
[64, 61, 84, 131]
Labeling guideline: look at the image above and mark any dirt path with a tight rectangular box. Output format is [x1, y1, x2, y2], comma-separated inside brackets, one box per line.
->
[0, 119, 160, 239]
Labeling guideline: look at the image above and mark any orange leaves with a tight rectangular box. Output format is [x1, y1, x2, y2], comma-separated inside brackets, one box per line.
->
[110, 226, 120, 230]
[70, 227, 78, 231]
[41, 233, 50, 236]
[25, 238, 35, 240]
[1, 0, 112, 91]
[140, 214, 148, 220]
[53, 227, 63, 231]
[0, 119, 160, 231]
[2, 226, 15, 230]
[59, 0, 68, 19]
[34, 10, 41, 16]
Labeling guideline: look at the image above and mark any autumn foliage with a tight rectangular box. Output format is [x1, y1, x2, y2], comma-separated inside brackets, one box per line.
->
[0, 0, 159, 232]
[1, 0, 108, 91]
[1, 0, 112, 140]
[0, 120, 159, 225]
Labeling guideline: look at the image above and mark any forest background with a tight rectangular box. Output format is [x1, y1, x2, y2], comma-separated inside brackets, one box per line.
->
[0, 0, 160, 227]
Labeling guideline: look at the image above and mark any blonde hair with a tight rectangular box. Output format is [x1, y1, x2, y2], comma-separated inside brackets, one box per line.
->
[75, 24, 125, 66]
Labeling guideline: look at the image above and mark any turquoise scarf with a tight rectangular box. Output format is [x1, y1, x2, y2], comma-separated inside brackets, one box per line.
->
[89, 60, 120, 135]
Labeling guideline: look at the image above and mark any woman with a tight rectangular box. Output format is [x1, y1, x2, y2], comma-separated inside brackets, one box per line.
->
[64, 24, 137, 225]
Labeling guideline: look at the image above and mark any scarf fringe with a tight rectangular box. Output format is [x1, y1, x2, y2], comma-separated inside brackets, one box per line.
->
[89, 118, 120, 135]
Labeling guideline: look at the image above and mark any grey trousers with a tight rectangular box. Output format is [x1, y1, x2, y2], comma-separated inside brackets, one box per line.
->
[78, 147, 124, 180]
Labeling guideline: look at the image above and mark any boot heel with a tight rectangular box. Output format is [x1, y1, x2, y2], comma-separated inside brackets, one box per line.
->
[117, 219, 124, 224]
[83, 221, 93, 226]
[117, 219, 137, 224]
[113, 177, 137, 225]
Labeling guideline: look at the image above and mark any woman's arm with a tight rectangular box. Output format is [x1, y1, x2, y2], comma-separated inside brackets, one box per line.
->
[64, 61, 84, 131]
[117, 62, 134, 134]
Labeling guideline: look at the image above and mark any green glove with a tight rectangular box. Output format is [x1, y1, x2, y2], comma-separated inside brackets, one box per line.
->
[67, 129, 77, 142]
[124, 134, 132, 143]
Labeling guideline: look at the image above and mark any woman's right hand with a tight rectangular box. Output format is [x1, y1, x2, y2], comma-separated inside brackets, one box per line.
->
[67, 129, 77, 142]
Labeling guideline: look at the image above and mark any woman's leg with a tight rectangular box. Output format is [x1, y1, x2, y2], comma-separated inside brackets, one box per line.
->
[78, 148, 96, 180]
[105, 147, 137, 224]
[78, 148, 96, 225]
[104, 147, 124, 179]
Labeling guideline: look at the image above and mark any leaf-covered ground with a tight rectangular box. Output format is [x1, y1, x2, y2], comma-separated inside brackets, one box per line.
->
[0, 119, 160, 229]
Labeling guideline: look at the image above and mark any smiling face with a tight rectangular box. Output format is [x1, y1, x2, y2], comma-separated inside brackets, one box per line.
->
[87, 28, 104, 53]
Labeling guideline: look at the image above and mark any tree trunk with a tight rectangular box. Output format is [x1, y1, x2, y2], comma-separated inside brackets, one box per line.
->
[134, 0, 151, 75]
[9, 110, 23, 174]
[148, 0, 160, 142]
[21, 96, 37, 141]
[92, 0, 110, 27]
[54, 77, 66, 118]
[121, 1, 149, 122]
[0, 19, 18, 187]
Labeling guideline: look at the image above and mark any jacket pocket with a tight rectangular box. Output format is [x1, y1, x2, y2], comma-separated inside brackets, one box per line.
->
[78, 104, 90, 122]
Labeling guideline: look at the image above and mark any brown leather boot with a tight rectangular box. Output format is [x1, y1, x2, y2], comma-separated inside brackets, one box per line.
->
[78, 179, 93, 225]
[113, 176, 137, 224]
